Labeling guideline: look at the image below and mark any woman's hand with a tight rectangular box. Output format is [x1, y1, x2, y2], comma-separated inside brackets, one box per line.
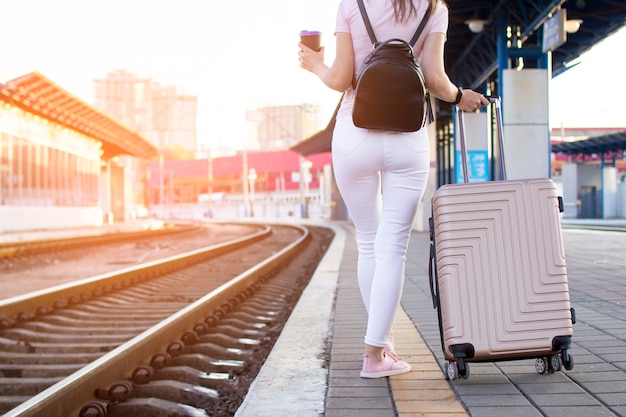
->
[298, 43, 325, 75]
[298, 33, 354, 92]
[456, 89, 490, 112]
[421, 33, 490, 111]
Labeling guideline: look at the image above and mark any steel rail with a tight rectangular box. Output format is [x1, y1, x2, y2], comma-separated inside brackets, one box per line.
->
[0, 222, 195, 259]
[0, 225, 272, 327]
[3, 223, 309, 417]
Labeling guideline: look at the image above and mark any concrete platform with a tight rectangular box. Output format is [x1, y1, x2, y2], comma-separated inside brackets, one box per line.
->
[238, 221, 626, 417]
[4, 218, 625, 416]
[237, 223, 466, 417]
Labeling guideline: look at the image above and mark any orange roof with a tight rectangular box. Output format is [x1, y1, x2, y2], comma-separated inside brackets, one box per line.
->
[1, 72, 158, 160]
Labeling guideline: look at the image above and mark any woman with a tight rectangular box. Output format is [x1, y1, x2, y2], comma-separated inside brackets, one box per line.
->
[299, 0, 488, 378]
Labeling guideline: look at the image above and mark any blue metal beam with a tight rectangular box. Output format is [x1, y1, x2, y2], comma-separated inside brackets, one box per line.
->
[448, 0, 567, 88]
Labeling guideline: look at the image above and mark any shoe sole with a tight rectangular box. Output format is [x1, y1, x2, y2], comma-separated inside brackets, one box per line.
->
[360, 365, 411, 378]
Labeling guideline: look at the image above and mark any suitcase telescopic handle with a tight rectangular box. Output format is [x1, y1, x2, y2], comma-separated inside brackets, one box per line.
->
[457, 96, 507, 183]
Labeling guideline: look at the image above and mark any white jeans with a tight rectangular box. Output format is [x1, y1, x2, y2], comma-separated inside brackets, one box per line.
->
[332, 116, 430, 348]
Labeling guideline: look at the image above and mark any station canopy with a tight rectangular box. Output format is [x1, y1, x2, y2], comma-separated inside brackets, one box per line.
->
[552, 131, 626, 156]
[292, 0, 626, 156]
[444, 0, 625, 88]
[0, 72, 158, 160]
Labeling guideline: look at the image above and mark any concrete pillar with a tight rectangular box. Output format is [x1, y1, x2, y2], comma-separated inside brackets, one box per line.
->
[618, 181, 626, 218]
[322, 164, 332, 220]
[104, 159, 114, 224]
[561, 162, 578, 218]
[502, 69, 551, 180]
[603, 166, 617, 218]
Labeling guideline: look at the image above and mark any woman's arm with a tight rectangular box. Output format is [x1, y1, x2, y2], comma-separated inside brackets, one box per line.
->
[299, 32, 354, 92]
[421, 32, 489, 112]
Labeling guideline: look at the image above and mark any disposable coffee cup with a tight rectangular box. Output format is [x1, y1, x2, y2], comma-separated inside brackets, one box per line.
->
[300, 30, 321, 51]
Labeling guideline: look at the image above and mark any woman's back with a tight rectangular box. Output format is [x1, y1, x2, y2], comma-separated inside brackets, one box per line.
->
[335, 0, 448, 117]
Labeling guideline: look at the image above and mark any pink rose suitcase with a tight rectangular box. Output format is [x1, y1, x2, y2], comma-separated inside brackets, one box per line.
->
[428, 98, 575, 380]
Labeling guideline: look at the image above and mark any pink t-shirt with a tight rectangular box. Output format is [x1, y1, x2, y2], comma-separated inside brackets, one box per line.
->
[335, 0, 449, 118]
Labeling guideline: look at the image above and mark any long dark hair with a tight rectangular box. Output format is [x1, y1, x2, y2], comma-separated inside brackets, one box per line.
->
[392, 0, 438, 22]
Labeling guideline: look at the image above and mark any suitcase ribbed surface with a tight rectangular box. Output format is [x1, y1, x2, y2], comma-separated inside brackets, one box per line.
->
[432, 178, 573, 361]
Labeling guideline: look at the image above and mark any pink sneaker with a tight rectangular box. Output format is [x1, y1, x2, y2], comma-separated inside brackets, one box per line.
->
[360, 352, 411, 378]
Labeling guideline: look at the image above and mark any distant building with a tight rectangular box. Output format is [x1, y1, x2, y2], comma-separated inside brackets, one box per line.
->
[551, 127, 626, 218]
[93, 70, 198, 219]
[249, 104, 322, 150]
[145, 150, 344, 220]
[0, 72, 157, 232]
[94, 70, 197, 153]
[551, 127, 626, 176]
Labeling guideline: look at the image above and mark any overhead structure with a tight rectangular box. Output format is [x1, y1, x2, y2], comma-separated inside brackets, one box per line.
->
[0, 72, 158, 160]
[445, 0, 626, 89]
[552, 131, 626, 156]
[292, 0, 625, 157]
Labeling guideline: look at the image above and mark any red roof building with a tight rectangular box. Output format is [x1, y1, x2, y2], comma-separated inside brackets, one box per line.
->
[146, 150, 332, 205]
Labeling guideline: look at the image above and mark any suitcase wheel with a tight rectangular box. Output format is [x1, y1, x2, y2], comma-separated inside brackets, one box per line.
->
[535, 357, 549, 374]
[459, 362, 470, 379]
[444, 362, 457, 380]
[445, 360, 470, 380]
[536, 354, 567, 375]
[549, 354, 563, 372]
[563, 352, 574, 371]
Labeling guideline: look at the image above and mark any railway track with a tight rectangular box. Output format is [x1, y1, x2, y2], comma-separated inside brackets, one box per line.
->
[0, 222, 266, 300]
[0, 221, 193, 261]
[0, 222, 266, 277]
[0, 223, 335, 417]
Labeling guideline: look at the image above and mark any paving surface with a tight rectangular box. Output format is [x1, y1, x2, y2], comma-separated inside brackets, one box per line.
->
[248, 220, 626, 417]
[402, 225, 626, 417]
[4, 219, 625, 417]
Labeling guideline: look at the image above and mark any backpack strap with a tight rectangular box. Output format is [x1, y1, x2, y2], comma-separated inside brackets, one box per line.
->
[356, 0, 378, 43]
[409, 4, 433, 46]
[356, 0, 433, 46]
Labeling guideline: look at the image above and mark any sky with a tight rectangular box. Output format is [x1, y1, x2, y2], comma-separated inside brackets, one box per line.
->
[1, 0, 624, 152]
